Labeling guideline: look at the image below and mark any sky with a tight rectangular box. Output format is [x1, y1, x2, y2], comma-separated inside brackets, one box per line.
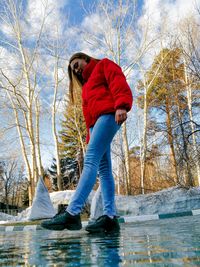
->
[0, 0, 199, 169]
[64, 0, 144, 23]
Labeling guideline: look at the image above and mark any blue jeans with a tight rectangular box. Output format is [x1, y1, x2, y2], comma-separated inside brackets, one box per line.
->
[67, 114, 120, 217]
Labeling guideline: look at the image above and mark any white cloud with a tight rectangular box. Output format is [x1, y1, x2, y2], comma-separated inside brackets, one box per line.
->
[25, 0, 67, 38]
[0, 0, 66, 39]
[137, 0, 200, 68]
[82, 13, 103, 33]
[0, 47, 20, 79]
[0, 23, 15, 39]
[140, 0, 200, 40]
[0, 0, 69, 47]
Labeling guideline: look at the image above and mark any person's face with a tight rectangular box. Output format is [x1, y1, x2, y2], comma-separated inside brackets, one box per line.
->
[70, 58, 88, 76]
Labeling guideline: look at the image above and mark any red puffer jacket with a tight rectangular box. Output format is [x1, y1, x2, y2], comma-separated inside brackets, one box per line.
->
[82, 58, 133, 142]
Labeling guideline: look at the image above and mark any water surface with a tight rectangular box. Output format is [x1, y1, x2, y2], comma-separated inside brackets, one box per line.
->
[0, 215, 200, 266]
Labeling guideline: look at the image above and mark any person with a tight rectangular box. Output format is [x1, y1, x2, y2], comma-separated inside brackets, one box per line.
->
[41, 52, 133, 233]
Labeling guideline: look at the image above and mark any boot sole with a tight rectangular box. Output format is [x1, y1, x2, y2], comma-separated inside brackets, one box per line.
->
[85, 227, 105, 233]
[66, 224, 82, 231]
[85, 226, 120, 234]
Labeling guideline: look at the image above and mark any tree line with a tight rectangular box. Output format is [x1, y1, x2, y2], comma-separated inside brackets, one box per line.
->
[0, 0, 199, 205]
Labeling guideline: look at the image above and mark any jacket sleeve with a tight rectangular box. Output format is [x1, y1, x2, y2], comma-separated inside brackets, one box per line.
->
[103, 58, 133, 111]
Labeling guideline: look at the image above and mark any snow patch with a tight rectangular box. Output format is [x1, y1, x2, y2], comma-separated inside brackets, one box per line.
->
[29, 177, 56, 220]
[1, 186, 200, 224]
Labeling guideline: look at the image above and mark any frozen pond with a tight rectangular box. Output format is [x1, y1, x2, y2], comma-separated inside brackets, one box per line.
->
[0, 215, 200, 266]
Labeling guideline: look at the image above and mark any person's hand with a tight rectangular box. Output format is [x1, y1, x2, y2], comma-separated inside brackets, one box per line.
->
[115, 109, 127, 125]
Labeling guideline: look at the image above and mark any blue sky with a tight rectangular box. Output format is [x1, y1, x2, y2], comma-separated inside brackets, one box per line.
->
[0, 0, 199, 169]
[62, 0, 144, 24]
[62, 0, 95, 24]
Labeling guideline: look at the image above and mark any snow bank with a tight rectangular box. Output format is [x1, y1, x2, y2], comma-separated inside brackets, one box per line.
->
[0, 208, 31, 224]
[1, 186, 200, 224]
[49, 190, 75, 208]
[0, 188, 95, 223]
[116, 186, 200, 216]
[0, 212, 15, 222]
[29, 178, 55, 220]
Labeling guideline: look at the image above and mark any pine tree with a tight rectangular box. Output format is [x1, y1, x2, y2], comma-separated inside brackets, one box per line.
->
[138, 47, 197, 187]
[59, 89, 86, 166]
[58, 86, 87, 183]
[48, 158, 79, 190]
[48, 81, 87, 191]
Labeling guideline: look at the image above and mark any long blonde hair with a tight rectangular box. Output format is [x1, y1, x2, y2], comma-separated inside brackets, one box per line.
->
[68, 52, 91, 103]
[68, 52, 100, 103]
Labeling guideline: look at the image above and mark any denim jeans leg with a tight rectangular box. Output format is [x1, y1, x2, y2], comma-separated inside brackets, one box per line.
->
[98, 146, 116, 216]
[67, 114, 120, 215]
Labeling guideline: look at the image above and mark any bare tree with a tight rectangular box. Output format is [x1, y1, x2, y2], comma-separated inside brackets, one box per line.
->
[138, 53, 170, 194]
[41, 18, 75, 190]
[80, 0, 155, 194]
[0, 159, 27, 209]
[178, 15, 200, 185]
[0, 0, 51, 204]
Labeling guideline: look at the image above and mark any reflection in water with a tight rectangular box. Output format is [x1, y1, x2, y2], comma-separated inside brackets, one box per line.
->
[35, 231, 121, 266]
[121, 217, 200, 266]
[0, 215, 200, 266]
[86, 232, 122, 266]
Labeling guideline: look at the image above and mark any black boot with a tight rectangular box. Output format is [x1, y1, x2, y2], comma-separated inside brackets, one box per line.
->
[85, 215, 120, 233]
[41, 211, 82, 231]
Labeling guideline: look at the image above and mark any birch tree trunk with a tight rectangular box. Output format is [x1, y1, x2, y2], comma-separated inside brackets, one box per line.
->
[140, 85, 147, 194]
[117, 47, 131, 194]
[121, 123, 131, 194]
[138, 53, 171, 194]
[116, 2, 131, 194]
[4, 85, 34, 204]
[81, 0, 140, 195]
[0, 0, 48, 204]
[35, 97, 44, 177]
[52, 57, 63, 191]
[17, 29, 39, 187]
[183, 58, 200, 185]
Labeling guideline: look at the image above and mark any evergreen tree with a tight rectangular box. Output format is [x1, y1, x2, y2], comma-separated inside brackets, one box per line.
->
[59, 90, 87, 179]
[49, 84, 86, 191]
[138, 47, 198, 186]
[48, 158, 79, 191]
